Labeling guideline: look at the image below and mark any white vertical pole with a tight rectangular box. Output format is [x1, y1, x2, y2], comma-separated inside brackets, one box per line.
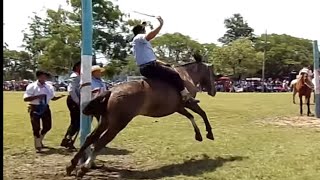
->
[80, 0, 93, 161]
[313, 40, 320, 118]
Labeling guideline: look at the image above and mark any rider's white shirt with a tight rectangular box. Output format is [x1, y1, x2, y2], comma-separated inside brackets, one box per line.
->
[132, 34, 157, 66]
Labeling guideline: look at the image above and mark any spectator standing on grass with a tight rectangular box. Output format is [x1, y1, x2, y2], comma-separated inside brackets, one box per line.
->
[60, 61, 81, 149]
[23, 70, 65, 152]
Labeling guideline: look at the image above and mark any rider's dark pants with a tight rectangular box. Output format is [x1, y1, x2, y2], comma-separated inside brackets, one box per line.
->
[139, 61, 185, 92]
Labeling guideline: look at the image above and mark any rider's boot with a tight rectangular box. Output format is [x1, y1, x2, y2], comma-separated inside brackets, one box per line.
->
[180, 88, 200, 104]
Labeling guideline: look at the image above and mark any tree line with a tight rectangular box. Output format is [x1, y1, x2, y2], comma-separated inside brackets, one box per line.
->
[3, 0, 314, 81]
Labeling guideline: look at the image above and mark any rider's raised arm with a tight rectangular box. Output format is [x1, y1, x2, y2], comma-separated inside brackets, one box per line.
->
[145, 16, 163, 41]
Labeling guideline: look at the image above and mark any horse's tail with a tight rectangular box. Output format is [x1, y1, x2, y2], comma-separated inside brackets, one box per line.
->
[82, 90, 112, 116]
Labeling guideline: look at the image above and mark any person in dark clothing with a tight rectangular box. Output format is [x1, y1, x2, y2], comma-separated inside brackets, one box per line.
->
[60, 61, 81, 149]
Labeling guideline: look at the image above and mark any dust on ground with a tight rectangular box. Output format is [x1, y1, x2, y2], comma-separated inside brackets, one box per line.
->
[3, 147, 139, 180]
[4, 147, 216, 180]
[258, 116, 320, 128]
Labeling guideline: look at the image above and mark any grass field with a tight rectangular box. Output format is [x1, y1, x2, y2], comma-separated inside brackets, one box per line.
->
[3, 92, 320, 180]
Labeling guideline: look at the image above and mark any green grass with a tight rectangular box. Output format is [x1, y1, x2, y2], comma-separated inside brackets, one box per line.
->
[4, 92, 320, 180]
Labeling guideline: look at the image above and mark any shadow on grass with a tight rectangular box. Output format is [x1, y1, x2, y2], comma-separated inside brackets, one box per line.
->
[97, 147, 132, 156]
[38, 147, 75, 156]
[37, 146, 132, 156]
[89, 154, 247, 179]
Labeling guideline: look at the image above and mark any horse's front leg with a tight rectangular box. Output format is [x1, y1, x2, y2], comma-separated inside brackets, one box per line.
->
[185, 103, 214, 140]
[307, 97, 311, 116]
[293, 89, 297, 104]
[177, 108, 203, 142]
[299, 96, 303, 115]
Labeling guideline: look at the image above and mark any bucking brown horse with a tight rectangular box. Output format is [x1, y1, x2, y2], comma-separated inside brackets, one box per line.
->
[295, 73, 313, 116]
[66, 54, 217, 177]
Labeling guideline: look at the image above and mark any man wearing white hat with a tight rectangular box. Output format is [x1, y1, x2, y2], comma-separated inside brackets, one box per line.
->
[91, 65, 107, 97]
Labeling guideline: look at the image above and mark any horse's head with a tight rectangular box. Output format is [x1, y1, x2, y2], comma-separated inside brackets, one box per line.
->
[199, 63, 217, 97]
[177, 53, 216, 97]
[296, 72, 313, 90]
[301, 73, 308, 81]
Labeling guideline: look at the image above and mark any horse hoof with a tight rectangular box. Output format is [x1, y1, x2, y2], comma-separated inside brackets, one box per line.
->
[66, 164, 75, 176]
[77, 166, 89, 177]
[206, 133, 215, 141]
[195, 134, 203, 142]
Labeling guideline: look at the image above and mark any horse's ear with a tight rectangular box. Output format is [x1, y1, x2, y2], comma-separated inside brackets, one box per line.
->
[193, 52, 203, 62]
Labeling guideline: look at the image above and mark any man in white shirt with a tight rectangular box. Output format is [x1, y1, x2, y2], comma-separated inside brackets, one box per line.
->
[24, 70, 65, 152]
[131, 17, 199, 104]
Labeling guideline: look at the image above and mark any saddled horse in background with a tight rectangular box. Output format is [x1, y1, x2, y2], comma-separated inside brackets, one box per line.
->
[290, 78, 315, 104]
[66, 54, 217, 177]
[295, 73, 313, 116]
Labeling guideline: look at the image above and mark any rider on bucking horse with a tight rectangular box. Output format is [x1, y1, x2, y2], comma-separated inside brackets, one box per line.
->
[131, 16, 199, 104]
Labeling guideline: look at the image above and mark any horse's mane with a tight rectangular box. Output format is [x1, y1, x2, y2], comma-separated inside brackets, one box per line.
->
[175, 53, 203, 68]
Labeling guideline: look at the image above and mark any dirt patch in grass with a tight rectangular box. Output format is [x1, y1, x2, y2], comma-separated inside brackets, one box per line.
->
[259, 116, 320, 128]
[4, 146, 244, 180]
[4, 147, 136, 180]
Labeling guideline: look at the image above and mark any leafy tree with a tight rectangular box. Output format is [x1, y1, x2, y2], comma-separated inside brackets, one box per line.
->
[213, 38, 263, 79]
[254, 33, 313, 78]
[152, 33, 204, 63]
[23, 0, 135, 75]
[218, 13, 256, 45]
[22, 13, 47, 72]
[69, 0, 129, 60]
[3, 48, 35, 80]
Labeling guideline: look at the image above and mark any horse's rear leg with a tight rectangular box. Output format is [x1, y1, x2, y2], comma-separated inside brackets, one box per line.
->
[186, 103, 214, 140]
[177, 108, 202, 142]
[77, 120, 130, 178]
[66, 116, 107, 176]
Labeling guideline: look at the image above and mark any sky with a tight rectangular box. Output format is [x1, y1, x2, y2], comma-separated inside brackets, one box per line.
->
[4, 0, 320, 51]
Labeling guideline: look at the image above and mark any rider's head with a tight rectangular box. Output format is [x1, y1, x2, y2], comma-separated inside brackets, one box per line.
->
[132, 22, 147, 36]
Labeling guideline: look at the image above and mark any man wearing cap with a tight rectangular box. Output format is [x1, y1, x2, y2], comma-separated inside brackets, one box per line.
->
[131, 16, 199, 104]
[23, 70, 65, 152]
[91, 65, 107, 98]
[61, 61, 81, 149]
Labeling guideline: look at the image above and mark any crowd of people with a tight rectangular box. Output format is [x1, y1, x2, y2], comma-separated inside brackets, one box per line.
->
[216, 79, 291, 92]
[3, 80, 30, 91]
[216, 67, 315, 93]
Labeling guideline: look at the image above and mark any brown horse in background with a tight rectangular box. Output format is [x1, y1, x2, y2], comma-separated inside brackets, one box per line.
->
[66, 54, 217, 177]
[295, 73, 313, 116]
[291, 78, 315, 104]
